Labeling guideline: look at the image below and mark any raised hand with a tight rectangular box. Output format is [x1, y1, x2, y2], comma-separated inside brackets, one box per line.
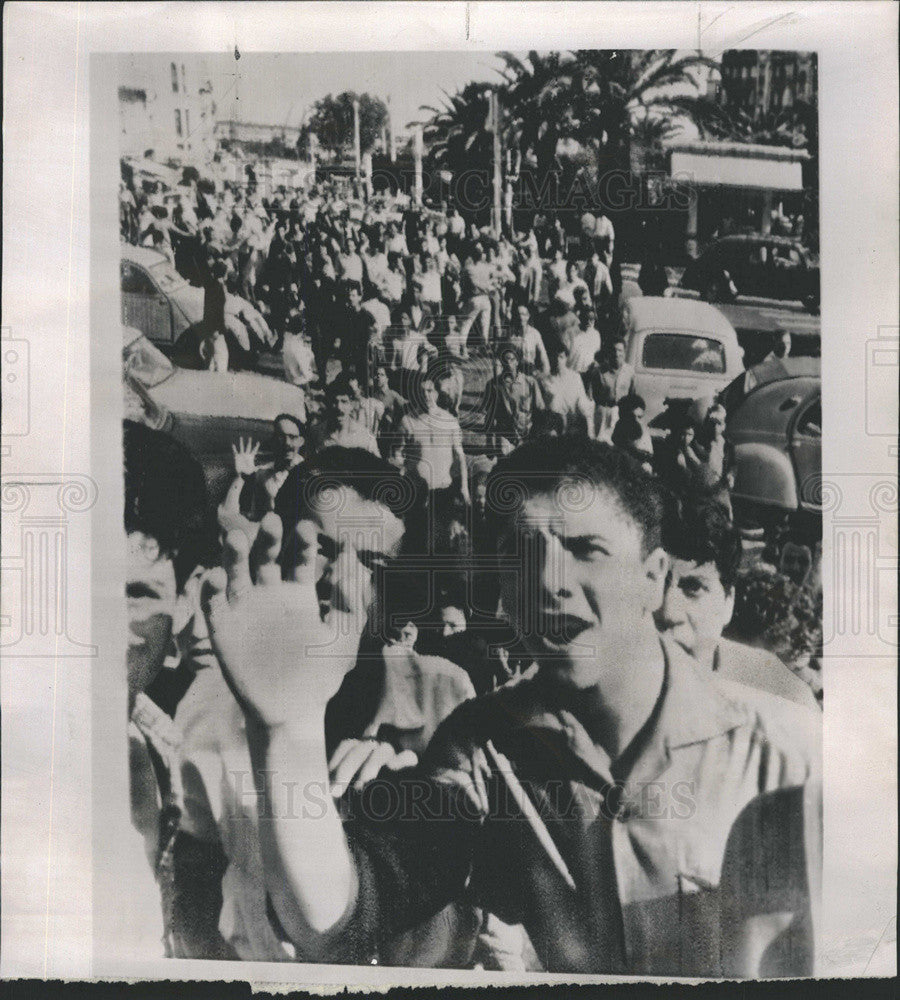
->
[200, 513, 372, 733]
[328, 739, 418, 798]
[232, 437, 260, 478]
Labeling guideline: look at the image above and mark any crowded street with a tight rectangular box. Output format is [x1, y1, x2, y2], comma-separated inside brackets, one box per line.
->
[118, 48, 825, 976]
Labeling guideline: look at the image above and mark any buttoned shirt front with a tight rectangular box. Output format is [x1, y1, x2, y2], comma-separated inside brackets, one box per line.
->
[339, 639, 821, 977]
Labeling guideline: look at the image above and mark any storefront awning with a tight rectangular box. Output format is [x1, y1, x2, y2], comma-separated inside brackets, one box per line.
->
[670, 150, 805, 191]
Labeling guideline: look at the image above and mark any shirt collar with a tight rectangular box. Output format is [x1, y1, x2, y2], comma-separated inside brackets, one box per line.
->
[496, 637, 746, 785]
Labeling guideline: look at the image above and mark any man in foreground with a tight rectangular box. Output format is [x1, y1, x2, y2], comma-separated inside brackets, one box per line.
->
[202, 436, 821, 976]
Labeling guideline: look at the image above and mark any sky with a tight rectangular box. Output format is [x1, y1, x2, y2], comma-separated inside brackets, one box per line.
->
[201, 51, 509, 133]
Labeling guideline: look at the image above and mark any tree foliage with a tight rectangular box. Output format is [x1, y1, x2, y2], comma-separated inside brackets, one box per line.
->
[418, 50, 719, 184]
[301, 91, 389, 157]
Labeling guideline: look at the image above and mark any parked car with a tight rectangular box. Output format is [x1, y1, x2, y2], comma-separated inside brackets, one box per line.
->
[681, 234, 820, 313]
[123, 326, 306, 503]
[121, 244, 274, 366]
[724, 365, 821, 543]
[121, 243, 205, 349]
[618, 296, 745, 427]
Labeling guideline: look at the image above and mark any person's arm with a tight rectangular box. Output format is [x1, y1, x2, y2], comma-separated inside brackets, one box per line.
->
[200, 519, 362, 943]
[453, 426, 470, 503]
[533, 333, 550, 375]
[219, 438, 260, 521]
[582, 390, 597, 440]
[201, 517, 478, 960]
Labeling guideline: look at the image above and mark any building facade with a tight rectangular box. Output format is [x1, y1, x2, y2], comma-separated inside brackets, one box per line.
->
[716, 51, 817, 120]
[118, 55, 216, 165]
[215, 120, 304, 150]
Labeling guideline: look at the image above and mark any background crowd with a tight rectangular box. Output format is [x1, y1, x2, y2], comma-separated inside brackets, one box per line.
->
[122, 169, 823, 970]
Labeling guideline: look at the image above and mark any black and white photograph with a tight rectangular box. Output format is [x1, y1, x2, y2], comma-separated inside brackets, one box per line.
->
[1, 2, 896, 990]
[118, 47, 825, 976]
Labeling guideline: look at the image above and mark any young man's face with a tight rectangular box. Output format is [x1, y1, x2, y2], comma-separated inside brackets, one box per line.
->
[613, 342, 626, 367]
[501, 352, 519, 377]
[656, 559, 733, 668]
[348, 287, 362, 309]
[439, 605, 467, 638]
[498, 484, 666, 689]
[332, 393, 354, 423]
[375, 367, 389, 392]
[273, 418, 304, 463]
[126, 531, 177, 710]
[422, 380, 439, 410]
[517, 305, 530, 328]
[298, 485, 405, 619]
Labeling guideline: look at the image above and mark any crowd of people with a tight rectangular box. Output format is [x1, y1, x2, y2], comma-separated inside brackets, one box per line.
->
[122, 168, 823, 977]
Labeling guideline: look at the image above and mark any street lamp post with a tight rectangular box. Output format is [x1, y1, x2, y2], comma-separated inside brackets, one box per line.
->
[352, 97, 361, 180]
[413, 125, 423, 206]
[490, 88, 502, 238]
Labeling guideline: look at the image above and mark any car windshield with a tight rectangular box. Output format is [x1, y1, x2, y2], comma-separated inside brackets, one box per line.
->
[149, 259, 185, 293]
[124, 335, 174, 388]
[642, 333, 726, 374]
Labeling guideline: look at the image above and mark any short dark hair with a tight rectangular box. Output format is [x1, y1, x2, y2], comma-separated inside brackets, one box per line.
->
[485, 434, 667, 556]
[123, 420, 211, 588]
[344, 279, 362, 297]
[274, 446, 415, 540]
[618, 393, 646, 414]
[663, 497, 742, 593]
[325, 372, 355, 401]
[273, 413, 304, 434]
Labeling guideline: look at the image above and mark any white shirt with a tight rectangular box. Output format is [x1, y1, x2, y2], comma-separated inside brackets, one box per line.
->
[569, 327, 602, 374]
[400, 408, 463, 489]
[362, 298, 391, 335]
[541, 368, 592, 427]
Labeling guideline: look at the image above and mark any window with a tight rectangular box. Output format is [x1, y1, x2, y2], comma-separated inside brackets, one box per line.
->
[641, 333, 726, 374]
[149, 261, 181, 292]
[121, 261, 158, 296]
[796, 398, 821, 439]
[174, 109, 182, 136]
[772, 245, 803, 269]
[184, 108, 190, 136]
[123, 335, 175, 389]
[170, 62, 178, 93]
[180, 63, 186, 93]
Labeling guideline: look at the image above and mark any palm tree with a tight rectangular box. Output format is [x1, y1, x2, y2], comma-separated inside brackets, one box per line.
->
[572, 50, 720, 170]
[418, 81, 496, 181]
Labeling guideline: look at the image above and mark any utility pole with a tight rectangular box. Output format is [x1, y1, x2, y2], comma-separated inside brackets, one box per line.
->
[387, 93, 396, 162]
[352, 97, 361, 179]
[413, 124, 423, 206]
[491, 88, 502, 238]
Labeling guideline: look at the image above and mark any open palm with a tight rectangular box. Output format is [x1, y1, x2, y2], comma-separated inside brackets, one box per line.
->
[201, 515, 371, 731]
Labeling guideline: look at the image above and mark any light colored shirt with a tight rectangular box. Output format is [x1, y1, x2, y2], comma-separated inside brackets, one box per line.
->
[322, 422, 379, 455]
[569, 327, 602, 374]
[352, 396, 386, 436]
[175, 664, 294, 961]
[362, 297, 391, 336]
[394, 332, 432, 372]
[714, 638, 819, 710]
[400, 407, 463, 489]
[541, 368, 592, 429]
